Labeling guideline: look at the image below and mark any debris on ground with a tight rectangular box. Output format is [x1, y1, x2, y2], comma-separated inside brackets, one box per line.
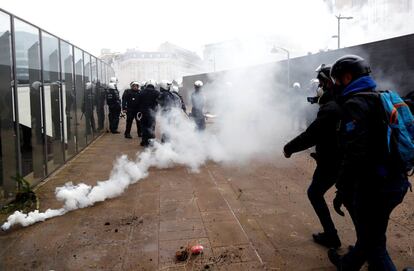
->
[175, 248, 189, 261]
[236, 188, 243, 199]
[205, 247, 244, 266]
[190, 245, 204, 255]
[176, 243, 204, 262]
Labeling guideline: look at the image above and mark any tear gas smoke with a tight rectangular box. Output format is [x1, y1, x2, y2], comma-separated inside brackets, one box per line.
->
[1, 60, 305, 231]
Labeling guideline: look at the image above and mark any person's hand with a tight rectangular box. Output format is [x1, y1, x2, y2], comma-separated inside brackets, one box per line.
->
[333, 192, 345, 216]
[283, 150, 291, 158]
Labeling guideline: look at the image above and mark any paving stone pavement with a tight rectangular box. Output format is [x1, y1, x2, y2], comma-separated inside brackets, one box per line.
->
[0, 121, 413, 271]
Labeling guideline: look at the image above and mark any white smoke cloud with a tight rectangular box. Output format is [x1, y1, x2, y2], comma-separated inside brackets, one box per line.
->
[2, 62, 302, 231]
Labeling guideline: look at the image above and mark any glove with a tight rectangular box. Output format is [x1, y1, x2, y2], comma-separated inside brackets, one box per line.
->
[283, 151, 291, 158]
[283, 145, 292, 158]
[333, 191, 345, 217]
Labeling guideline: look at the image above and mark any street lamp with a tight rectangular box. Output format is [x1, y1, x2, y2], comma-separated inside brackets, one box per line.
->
[271, 46, 290, 89]
[336, 14, 353, 49]
[209, 55, 216, 72]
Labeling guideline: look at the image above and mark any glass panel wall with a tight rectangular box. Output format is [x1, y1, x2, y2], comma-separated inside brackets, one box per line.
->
[0, 11, 17, 197]
[0, 9, 115, 200]
[74, 48, 86, 150]
[83, 52, 93, 144]
[41, 31, 63, 173]
[103, 64, 107, 86]
[96, 60, 105, 132]
[91, 56, 98, 138]
[14, 18, 45, 184]
[103, 64, 109, 132]
[60, 41, 76, 160]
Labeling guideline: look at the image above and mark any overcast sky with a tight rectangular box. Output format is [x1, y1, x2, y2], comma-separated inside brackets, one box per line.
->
[1, 0, 413, 59]
[1, 0, 340, 56]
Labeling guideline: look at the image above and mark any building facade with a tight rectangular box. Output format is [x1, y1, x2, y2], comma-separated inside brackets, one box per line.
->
[0, 8, 115, 202]
[110, 42, 204, 90]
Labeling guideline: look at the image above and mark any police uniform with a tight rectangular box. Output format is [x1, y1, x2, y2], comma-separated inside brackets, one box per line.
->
[106, 86, 121, 133]
[191, 90, 205, 130]
[138, 85, 159, 146]
[157, 88, 184, 143]
[122, 88, 142, 137]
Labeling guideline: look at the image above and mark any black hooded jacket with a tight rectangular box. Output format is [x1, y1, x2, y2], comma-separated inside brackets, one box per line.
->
[335, 76, 408, 194]
[284, 91, 342, 167]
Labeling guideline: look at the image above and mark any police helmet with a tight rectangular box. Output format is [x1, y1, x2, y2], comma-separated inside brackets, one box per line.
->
[292, 82, 301, 89]
[171, 85, 179, 92]
[194, 80, 203, 88]
[330, 55, 371, 82]
[130, 81, 140, 88]
[159, 80, 171, 91]
[108, 83, 117, 90]
[145, 79, 157, 88]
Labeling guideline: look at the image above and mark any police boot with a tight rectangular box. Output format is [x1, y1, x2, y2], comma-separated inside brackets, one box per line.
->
[125, 134, 132, 139]
[312, 232, 341, 249]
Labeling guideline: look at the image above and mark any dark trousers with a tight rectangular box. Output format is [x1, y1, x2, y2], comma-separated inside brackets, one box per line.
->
[97, 106, 105, 130]
[341, 179, 409, 271]
[194, 116, 205, 131]
[307, 164, 338, 235]
[125, 111, 141, 136]
[141, 114, 156, 146]
[108, 105, 121, 132]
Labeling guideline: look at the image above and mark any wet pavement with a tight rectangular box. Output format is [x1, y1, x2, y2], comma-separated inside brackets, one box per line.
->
[0, 122, 413, 271]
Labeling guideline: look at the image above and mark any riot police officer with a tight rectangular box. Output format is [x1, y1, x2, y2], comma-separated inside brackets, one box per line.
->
[327, 55, 410, 271]
[96, 80, 106, 131]
[191, 80, 205, 130]
[122, 81, 142, 138]
[171, 80, 186, 113]
[106, 82, 121, 134]
[139, 79, 159, 147]
[283, 64, 342, 249]
[157, 80, 184, 143]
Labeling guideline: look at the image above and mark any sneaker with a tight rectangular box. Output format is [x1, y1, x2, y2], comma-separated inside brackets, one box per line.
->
[312, 232, 341, 249]
[125, 134, 132, 139]
[328, 248, 341, 269]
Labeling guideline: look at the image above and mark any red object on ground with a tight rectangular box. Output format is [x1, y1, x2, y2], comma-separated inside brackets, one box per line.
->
[190, 245, 204, 255]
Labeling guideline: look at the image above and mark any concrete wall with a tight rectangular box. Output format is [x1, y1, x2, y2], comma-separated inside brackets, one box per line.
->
[182, 33, 414, 106]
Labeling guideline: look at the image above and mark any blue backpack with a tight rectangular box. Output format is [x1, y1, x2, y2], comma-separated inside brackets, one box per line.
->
[379, 90, 414, 175]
